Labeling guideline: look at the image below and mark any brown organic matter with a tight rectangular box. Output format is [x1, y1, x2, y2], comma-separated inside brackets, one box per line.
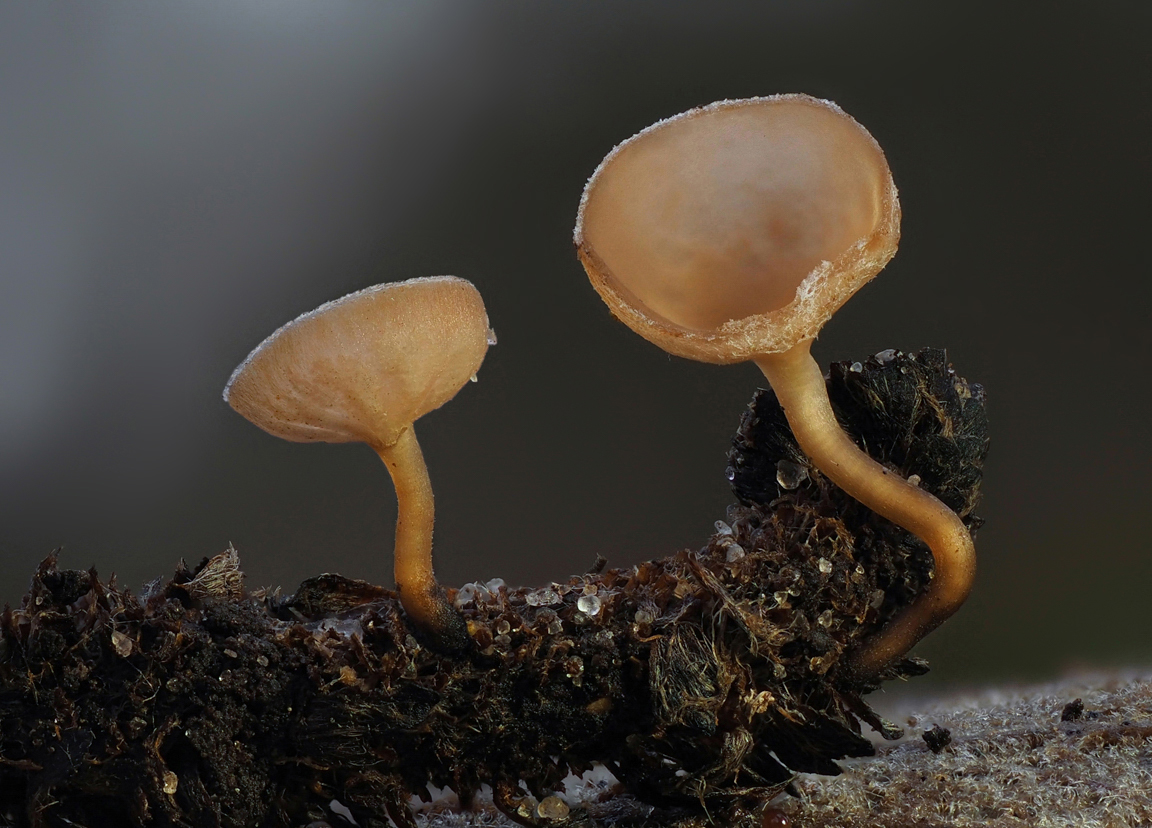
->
[0, 348, 987, 828]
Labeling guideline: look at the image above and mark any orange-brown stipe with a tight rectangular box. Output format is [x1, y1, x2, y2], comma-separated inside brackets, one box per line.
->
[576, 95, 975, 681]
[224, 276, 493, 650]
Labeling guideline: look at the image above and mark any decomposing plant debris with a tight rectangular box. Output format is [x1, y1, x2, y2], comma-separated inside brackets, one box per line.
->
[921, 725, 952, 754]
[0, 349, 987, 827]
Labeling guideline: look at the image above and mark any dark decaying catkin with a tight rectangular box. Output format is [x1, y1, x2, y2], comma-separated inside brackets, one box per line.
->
[0, 348, 988, 827]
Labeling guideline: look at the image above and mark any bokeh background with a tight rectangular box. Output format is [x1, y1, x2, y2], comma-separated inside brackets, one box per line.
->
[1, 1, 1148, 692]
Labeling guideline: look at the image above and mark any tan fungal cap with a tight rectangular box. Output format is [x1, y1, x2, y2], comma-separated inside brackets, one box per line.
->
[575, 94, 900, 363]
[224, 276, 493, 448]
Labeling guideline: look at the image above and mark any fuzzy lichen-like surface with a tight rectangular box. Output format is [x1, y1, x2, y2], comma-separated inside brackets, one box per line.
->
[0, 349, 987, 827]
[784, 672, 1152, 828]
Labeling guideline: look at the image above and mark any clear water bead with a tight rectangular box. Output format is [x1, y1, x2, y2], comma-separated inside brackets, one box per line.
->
[577, 594, 602, 616]
[495, 619, 511, 636]
[817, 610, 834, 627]
[634, 608, 655, 624]
[850, 361, 863, 372]
[818, 558, 832, 574]
[486, 328, 498, 346]
[485, 578, 506, 593]
[528, 588, 561, 607]
[714, 520, 733, 536]
[775, 459, 808, 490]
[537, 796, 569, 821]
[454, 583, 478, 608]
[773, 662, 787, 678]
[874, 348, 898, 364]
[725, 544, 746, 563]
[773, 591, 790, 606]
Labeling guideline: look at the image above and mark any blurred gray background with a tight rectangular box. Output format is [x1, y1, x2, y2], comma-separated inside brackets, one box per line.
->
[1, 1, 1148, 691]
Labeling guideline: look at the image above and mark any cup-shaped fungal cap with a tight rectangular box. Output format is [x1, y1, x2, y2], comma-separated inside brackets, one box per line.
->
[224, 276, 492, 449]
[575, 94, 900, 364]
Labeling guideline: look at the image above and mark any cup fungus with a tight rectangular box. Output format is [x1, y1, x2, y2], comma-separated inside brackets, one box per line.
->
[575, 94, 975, 680]
[223, 276, 493, 651]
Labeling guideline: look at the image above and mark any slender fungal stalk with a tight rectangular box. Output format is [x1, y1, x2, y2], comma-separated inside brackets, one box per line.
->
[754, 343, 976, 680]
[376, 425, 469, 650]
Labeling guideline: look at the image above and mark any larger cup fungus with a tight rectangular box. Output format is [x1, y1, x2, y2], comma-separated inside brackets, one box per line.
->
[575, 94, 975, 680]
[224, 276, 493, 651]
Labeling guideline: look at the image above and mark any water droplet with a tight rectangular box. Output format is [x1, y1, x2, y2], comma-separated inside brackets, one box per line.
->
[469, 373, 478, 383]
[634, 608, 655, 625]
[817, 609, 834, 627]
[577, 594, 602, 616]
[773, 591, 790, 607]
[725, 544, 746, 563]
[775, 459, 808, 490]
[874, 348, 899, 364]
[849, 361, 863, 373]
[548, 619, 563, 635]
[537, 796, 569, 821]
[486, 328, 498, 346]
[485, 578, 506, 593]
[591, 629, 614, 647]
[494, 634, 511, 648]
[818, 558, 832, 575]
[582, 583, 598, 596]
[726, 467, 737, 481]
[714, 520, 733, 536]
[870, 589, 885, 609]
[454, 583, 478, 608]
[495, 619, 511, 636]
[907, 474, 921, 487]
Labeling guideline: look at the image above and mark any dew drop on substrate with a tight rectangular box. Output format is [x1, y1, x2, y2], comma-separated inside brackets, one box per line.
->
[726, 544, 746, 563]
[817, 557, 832, 574]
[577, 594, 602, 616]
[775, 459, 808, 490]
[537, 796, 569, 821]
[714, 520, 733, 536]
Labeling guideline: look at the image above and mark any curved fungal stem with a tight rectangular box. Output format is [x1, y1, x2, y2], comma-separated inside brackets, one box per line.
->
[376, 425, 469, 652]
[755, 343, 976, 681]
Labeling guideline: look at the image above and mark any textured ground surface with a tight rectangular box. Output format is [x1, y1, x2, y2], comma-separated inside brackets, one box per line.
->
[788, 672, 1152, 828]
[411, 673, 1152, 828]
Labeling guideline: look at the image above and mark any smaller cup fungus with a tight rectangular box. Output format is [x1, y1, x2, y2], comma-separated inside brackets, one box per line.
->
[223, 276, 493, 651]
[575, 94, 975, 680]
